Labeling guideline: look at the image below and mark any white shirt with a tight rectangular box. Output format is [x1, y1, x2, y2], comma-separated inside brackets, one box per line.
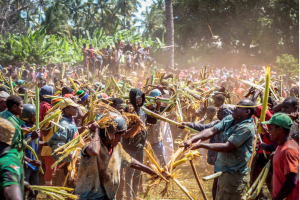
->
[115, 50, 122, 63]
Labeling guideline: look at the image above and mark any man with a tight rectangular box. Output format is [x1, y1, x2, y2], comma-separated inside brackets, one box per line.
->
[0, 96, 39, 199]
[123, 88, 159, 200]
[0, 91, 9, 112]
[0, 118, 29, 200]
[39, 86, 55, 186]
[123, 41, 133, 53]
[114, 45, 122, 75]
[181, 99, 256, 200]
[261, 113, 299, 200]
[76, 112, 157, 200]
[146, 89, 167, 167]
[88, 44, 96, 73]
[82, 43, 89, 69]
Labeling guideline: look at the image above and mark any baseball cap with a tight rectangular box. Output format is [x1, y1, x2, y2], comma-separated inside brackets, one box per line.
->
[261, 113, 293, 130]
[59, 98, 79, 110]
[0, 118, 15, 145]
[0, 91, 9, 101]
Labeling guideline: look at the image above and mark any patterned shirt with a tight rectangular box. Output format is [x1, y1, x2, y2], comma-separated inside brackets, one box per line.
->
[213, 115, 255, 174]
[0, 148, 23, 200]
[76, 141, 132, 200]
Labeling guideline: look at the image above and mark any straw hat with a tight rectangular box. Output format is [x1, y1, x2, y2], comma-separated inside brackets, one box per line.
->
[0, 118, 15, 145]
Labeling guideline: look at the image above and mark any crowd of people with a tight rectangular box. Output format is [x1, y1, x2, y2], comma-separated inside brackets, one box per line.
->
[0, 57, 299, 200]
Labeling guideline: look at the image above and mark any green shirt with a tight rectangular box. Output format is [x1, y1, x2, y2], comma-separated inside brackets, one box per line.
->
[213, 115, 255, 174]
[0, 148, 23, 200]
[0, 110, 26, 163]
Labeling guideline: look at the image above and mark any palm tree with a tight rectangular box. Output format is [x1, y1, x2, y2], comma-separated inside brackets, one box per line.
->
[165, 0, 174, 68]
[67, 0, 86, 39]
[116, 0, 142, 29]
[138, 6, 164, 39]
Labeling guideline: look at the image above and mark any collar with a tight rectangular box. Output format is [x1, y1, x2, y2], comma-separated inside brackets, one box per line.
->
[5, 110, 25, 126]
[0, 145, 11, 157]
[62, 115, 75, 124]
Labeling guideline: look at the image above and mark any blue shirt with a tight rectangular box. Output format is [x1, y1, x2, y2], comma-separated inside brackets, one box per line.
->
[22, 124, 39, 171]
[48, 115, 79, 162]
[213, 115, 255, 174]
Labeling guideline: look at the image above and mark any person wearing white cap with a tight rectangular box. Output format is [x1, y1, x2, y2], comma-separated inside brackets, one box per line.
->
[0, 91, 9, 113]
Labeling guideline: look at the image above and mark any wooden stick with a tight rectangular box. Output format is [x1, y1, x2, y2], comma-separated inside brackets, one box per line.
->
[189, 160, 208, 200]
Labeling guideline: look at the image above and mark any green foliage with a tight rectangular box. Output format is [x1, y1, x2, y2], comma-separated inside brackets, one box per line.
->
[274, 54, 299, 77]
[0, 26, 164, 66]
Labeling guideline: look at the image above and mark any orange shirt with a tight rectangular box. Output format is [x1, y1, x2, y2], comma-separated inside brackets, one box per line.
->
[273, 139, 299, 200]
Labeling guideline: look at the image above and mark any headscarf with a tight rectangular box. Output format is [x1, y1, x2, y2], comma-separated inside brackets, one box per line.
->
[40, 86, 54, 104]
[220, 104, 235, 117]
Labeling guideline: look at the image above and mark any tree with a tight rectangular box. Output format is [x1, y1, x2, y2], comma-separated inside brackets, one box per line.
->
[67, 0, 86, 39]
[274, 54, 299, 77]
[165, 0, 174, 68]
[138, 6, 164, 39]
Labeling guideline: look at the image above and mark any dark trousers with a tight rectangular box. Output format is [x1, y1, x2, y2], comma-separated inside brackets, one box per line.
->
[212, 171, 218, 200]
[124, 148, 144, 200]
[250, 153, 273, 200]
[24, 166, 39, 199]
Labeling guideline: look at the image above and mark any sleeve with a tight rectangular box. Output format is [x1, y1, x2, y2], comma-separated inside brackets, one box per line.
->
[227, 127, 252, 147]
[146, 113, 158, 125]
[10, 129, 27, 153]
[1, 169, 20, 188]
[283, 148, 299, 175]
[213, 116, 229, 133]
[120, 145, 133, 168]
[48, 127, 70, 162]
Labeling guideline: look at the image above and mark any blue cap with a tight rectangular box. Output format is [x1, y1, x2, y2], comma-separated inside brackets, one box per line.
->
[149, 89, 162, 97]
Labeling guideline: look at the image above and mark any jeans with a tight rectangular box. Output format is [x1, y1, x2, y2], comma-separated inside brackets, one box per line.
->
[151, 141, 167, 167]
[124, 149, 144, 200]
[24, 166, 39, 199]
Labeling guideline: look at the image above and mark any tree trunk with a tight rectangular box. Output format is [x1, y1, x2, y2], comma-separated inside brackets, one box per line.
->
[165, 0, 174, 69]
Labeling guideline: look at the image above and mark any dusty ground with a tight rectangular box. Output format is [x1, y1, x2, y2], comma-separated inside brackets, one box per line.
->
[34, 159, 271, 199]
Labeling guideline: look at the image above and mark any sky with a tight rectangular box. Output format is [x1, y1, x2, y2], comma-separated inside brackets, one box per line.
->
[136, 0, 153, 32]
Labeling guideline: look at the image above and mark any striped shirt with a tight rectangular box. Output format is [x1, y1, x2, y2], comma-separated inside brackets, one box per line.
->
[214, 115, 255, 174]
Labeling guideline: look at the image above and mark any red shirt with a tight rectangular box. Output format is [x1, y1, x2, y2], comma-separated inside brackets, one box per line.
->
[256, 106, 273, 154]
[39, 101, 52, 122]
[273, 139, 299, 200]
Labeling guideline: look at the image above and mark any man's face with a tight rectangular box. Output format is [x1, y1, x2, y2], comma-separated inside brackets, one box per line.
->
[214, 99, 223, 107]
[207, 110, 216, 120]
[281, 101, 295, 114]
[269, 124, 281, 142]
[14, 100, 23, 116]
[136, 96, 143, 106]
[217, 108, 223, 120]
[107, 45, 110, 49]
[0, 101, 7, 111]
[232, 106, 246, 120]
[66, 106, 77, 116]
[114, 104, 124, 114]
[112, 132, 124, 147]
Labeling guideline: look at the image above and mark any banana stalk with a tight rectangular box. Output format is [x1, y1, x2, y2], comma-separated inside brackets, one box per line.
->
[202, 172, 222, 181]
[279, 75, 283, 97]
[30, 186, 77, 199]
[35, 86, 39, 144]
[9, 77, 14, 95]
[26, 145, 44, 174]
[258, 66, 270, 134]
[141, 107, 199, 133]
[24, 90, 28, 104]
[68, 77, 79, 93]
[28, 110, 62, 132]
[248, 160, 271, 200]
[111, 77, 124, 95]
[242, 165, 266, 199]
[61, 63, 65, 79]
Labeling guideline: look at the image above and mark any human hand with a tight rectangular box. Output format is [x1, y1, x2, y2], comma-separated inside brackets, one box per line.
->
[29, 160, 42, 167]
[88, 121, 99, 132]
[179, 139, 193, 150]
[31, 129, 40, 140]
[259, 142, 267, 151]
[127, 103, 134, 113]
[178, 122, 187, 129]
[24, 181, 31, 192]
[288, 112, 299, 121]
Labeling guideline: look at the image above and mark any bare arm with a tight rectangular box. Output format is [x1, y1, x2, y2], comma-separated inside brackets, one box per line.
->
[123, 123, 140, 139]
[85, 127, 101, 156]
[130, 158, 156, 176]
[191, 141, 236, 152]
[3, 185, 23, 200]
[186, 127, 219, 145]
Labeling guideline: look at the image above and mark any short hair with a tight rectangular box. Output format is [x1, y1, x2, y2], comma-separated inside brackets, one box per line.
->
[238, 99, 255, 117]
[283, 97, 299, 107]
[215, 94, 225, 102]
[6, 95, 22, 109]
[111, 98, 124, 108]
[207, 106, 217, 113]
[18, 86, 28, 94]
[290, 86, 299, 96]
